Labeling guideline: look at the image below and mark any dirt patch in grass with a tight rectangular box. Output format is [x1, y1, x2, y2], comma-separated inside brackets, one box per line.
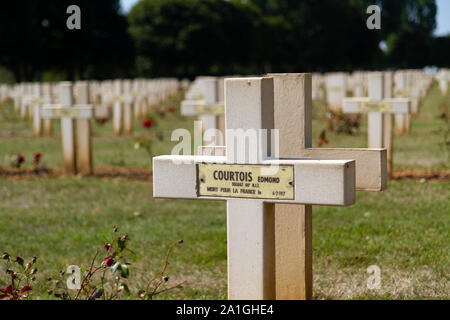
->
[1, 166, 449, 182]
[0, 166, 153, 181]
[391, 168, 450, 182]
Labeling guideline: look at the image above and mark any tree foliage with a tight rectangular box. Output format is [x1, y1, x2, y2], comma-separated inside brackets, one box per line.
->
[128, 0, 444, 78]
[0, 0, 446, 81]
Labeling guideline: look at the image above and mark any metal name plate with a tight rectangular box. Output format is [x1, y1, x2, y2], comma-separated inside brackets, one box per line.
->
[197, 164, 294, 200]
[360, 101, 392, 113]
[195, 104, 224, 115]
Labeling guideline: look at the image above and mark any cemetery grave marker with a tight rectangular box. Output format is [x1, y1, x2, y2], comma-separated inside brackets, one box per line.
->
[42, 83, 54, 136]
[30, 83, 56, 137]
[112, 79, 125, 136]
[153, 77, 357, 300]
[20, 83, 34, 121]
[343, 72, 410, 176]
[31, 83, 44, 136]
[437, 69, 448, 96]
[132, 79, 147, 119]
[41, 82, 94, 174]
[271, 73, 387, 300]
[122, 79, 134, 135]
[325, 72, 347, 111]
[181, 77, 225, 147]
[201, 73, 387, 299]
[350, 71, 367, 97]
[393, 70, 430, 134]
[75, 81, 93, 175]
[13, 83, 26, 114]
[311, 73, 325, 100]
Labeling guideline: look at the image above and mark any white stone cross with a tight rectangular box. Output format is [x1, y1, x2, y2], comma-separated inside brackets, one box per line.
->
[112, 80, 124, 136]
[108, 79, 137, 135]
[181, 77, 225, 147]
[350, 71, 367, 97]
[13, 83, 25, 113]
[41, 82, 94, 174]
[393, 70, 428, 134]
[201, 73, 387, 299]
[271, 73, 387, 299]
[153, 77, 356, 300]
[437, 69, 448, 96]
[31, 83, 44, 137]
[131, 79, 147, 119]
[325, 72, 348, 111]
[343, 72, 410, 175]
[20, 83, 35, 121]
[122, 79, 134, 135]
[30, 83, 55, 137]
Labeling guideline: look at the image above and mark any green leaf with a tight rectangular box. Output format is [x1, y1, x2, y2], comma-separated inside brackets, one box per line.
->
[124, 247, 136, 255]
[119, 264, 129, 278]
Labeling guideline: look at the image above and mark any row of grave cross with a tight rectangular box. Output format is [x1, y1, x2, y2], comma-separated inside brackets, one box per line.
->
[181, 72, 415, 178]
[8, 78, 181, 138]
[4, 80, 182, 175]
[153, 73, 390, 300]
[319, 70, 435, 134]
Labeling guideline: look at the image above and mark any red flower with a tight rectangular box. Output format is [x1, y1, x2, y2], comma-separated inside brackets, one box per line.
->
[0, 285, 13, 299]
[33, 153, 41, 165]
[96, 118, 108, 125]
[142, 118, 153, 129]
[166, 106, 175, 113]
[20, 286, 32, 293]
[103, 242, 111, 251]
[104, 257, 114, 267]
[18, 154, 25, 165]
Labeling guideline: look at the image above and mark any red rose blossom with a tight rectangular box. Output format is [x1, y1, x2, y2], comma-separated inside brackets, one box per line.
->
[142, 118, 153, 129]
[18, 154, 25, 165]
[104, 257, 114, 267]
[20, 286, 32, 293]
[33, 153, 41, 164]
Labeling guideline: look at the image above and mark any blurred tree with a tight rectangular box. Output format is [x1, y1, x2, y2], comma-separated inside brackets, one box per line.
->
[0, 0, 445, 81]
[0, 0, 134, 81]
[245, 0, 381, 72]
[128, 0, 262, 78]
[431, 35, 450, 68]
[349, 0, 438, 68]
[129, 0, 383, 76]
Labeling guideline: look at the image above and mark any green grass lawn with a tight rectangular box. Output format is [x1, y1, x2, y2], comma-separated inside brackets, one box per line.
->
[0, 82, 448, 299]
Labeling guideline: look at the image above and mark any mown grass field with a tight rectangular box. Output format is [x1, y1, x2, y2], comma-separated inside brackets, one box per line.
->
[0, 82, 448, 299]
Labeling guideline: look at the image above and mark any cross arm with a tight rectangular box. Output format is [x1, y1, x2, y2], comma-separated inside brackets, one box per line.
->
[343, 97, 410, 114]
[198, 146, 386, 191]
[153, 155, 355, 206]
[298, 148, 386, 191]
[93, 106, 111, 119]
[109, 94, 133, 104]
[41, 104, 94, 119]
[181, 100, 224, 116]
